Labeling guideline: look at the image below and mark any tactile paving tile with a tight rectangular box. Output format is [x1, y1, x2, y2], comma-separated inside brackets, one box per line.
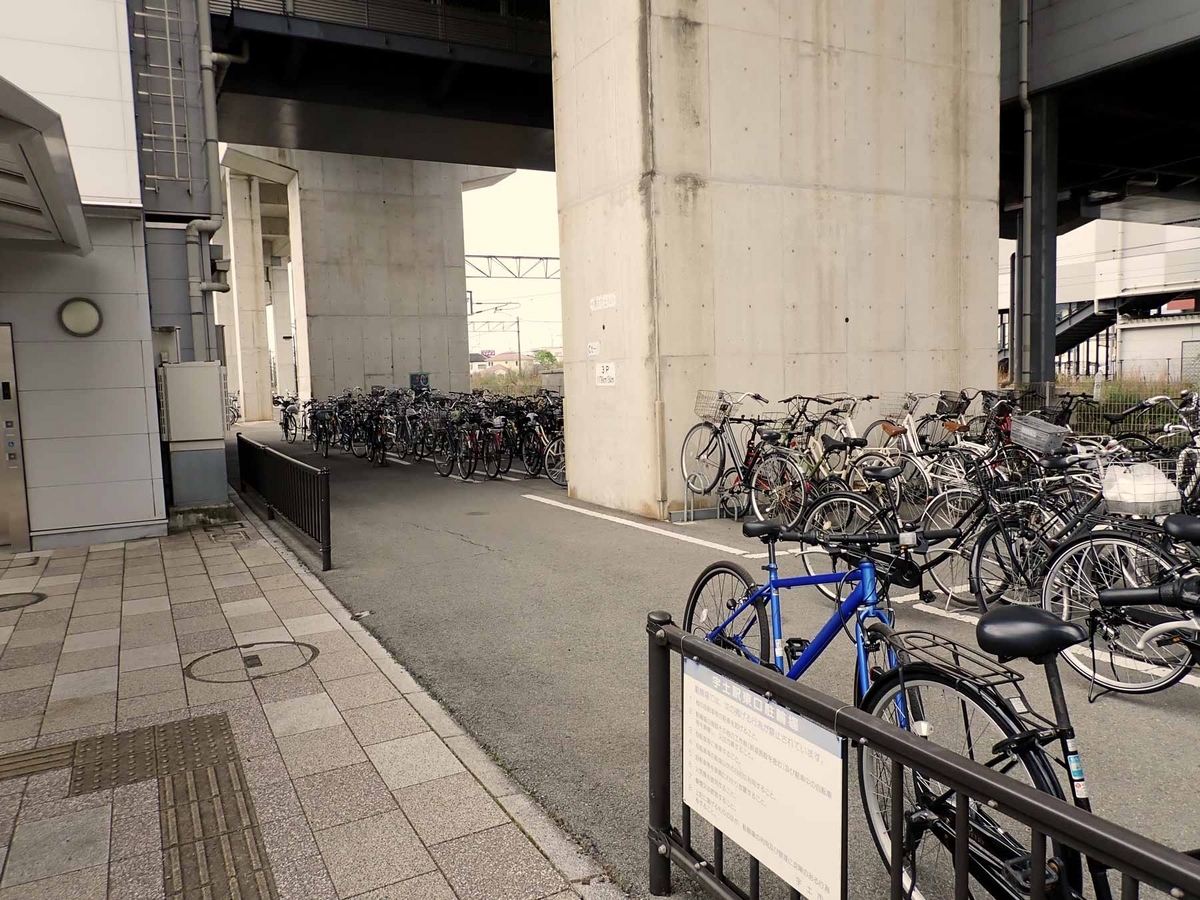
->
[0, 743, 75, 781]
[154, 715, 238, 774]
[161, 759, 276, 899]
[71, 726, 157, 795]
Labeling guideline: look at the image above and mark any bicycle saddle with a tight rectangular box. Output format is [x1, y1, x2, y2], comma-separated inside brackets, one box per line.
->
[760, 431, 781, 443]
[1164, 514, 1200, 544]
[742, 521, 783, 541]
[976, 606, 1087, 661]
[1102, 412, 1126, 424]
[1036, 455, 1072, 470]
[862, 465, 901, 482]
[821, 435, 868, 452]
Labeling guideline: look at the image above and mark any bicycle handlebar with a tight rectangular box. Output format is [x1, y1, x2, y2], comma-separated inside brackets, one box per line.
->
[1096, 575, 1200, 608]
[779, 528, 961, 547]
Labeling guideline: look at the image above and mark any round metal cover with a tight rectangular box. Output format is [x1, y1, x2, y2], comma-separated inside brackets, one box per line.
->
[184, 640, 319, 683]
[0, 592, 46, 612]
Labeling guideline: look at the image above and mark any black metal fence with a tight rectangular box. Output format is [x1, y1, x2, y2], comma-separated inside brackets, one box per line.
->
[647, 611, 1200, 900]
[237, 434, 332, 570]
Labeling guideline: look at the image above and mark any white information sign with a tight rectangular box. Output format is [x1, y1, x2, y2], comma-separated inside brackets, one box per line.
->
[586, 341, 601, 358]
[595, 362, 617, 386]
[589, 292, 617, 311]
[683, 659, 845, 900]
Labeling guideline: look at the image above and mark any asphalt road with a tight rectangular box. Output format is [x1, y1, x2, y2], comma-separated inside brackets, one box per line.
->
[229, 423, 1200, 900]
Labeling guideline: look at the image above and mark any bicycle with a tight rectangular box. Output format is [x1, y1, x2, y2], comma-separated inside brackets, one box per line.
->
[225, 391, 241, 430]
[274, 393, 299, 443]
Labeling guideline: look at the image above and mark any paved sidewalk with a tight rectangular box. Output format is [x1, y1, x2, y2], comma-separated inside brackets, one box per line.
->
[0, 500, 619, 900]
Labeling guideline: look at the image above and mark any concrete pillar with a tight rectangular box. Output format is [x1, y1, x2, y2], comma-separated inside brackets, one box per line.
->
[1029, 92, 1059, 388]
[551, 1, 1001, 518]
[225, 173, 273, 421]
[269, 263, 297, 395]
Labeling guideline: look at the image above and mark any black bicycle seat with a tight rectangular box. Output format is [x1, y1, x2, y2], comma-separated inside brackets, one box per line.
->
[976, 606, 1087, 661]
[1036, 455, 1072, 470]
[1164, 514, 1200, 544]
[760, 431, 781, 443]
[742, 521, 783, 541]
[863, 465, 901, 482]
[821, 435, 867, 452]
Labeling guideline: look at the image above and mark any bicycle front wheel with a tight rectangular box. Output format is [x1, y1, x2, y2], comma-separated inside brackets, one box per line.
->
[681, 422, 724, 494]
[682, 561, 770, 664]
[748, 453, 806, 528]
[1042, 532, 1193, 693]
[859, 663, 1074, 900]
[544, 438, 567, 487]
[433, 431, 455, 477]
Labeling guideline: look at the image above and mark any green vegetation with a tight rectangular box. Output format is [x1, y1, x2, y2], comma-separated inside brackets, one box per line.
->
[469, 368, 546, 395]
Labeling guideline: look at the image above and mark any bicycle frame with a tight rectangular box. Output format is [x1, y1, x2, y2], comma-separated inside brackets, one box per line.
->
[703, 557, 898, 699]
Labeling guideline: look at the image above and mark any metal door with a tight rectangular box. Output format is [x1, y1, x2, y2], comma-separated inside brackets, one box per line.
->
[0, 325, 30, 551]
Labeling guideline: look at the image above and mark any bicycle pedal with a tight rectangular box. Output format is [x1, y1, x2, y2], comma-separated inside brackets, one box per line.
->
[919, 589, 937, 604]
[784, 637, 810, 667]
[1002, 853, 1061, 893]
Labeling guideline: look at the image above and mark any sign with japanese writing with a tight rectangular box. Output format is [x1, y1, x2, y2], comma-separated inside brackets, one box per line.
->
[595, 362, 617, 386]
[683, 659, 846, 900]
[586, 341, 601, 358]
[589, 293, 617, 311]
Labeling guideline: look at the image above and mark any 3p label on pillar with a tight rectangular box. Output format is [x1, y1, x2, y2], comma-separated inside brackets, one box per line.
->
[595, 362, 617, 386]
[586, 341, 601, 358]
[589, 293, 617, 312]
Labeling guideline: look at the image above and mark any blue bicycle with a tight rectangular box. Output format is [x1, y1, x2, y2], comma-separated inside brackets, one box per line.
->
[683, 517, 959, 703]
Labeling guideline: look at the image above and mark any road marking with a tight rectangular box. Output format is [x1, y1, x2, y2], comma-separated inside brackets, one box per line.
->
[500, 475, 520, 482]
[522, 495, 748, 556]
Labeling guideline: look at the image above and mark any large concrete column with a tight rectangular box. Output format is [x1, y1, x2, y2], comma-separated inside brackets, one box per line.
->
[225, 173, 273, 421]
[551, 1, 1001, 518]
[269, 263, 297, 395]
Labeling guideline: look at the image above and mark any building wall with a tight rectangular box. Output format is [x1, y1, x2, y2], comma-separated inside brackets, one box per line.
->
[227, 146, 500, 396]
[998, 221, 1200, 310]
[0, 214, 165, 544]
[0, 0, 141, 207]
[1117, 317, 1200, 380]
[552, 0, 1000, 517]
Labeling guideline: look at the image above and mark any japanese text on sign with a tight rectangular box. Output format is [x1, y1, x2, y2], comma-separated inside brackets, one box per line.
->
[595, 362, 617, 386]
[683, 659, 845, 900]
[589, 293, 617, 311]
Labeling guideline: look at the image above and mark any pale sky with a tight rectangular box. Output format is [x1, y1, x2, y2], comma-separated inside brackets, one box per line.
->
[461, 169, 563, 356]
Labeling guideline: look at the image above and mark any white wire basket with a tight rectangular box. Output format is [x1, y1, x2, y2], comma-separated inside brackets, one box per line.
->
[1009, 415, 1068, 455]
[694, 390, 738, 425]
[1103, 459, 1182, 517]
[875, 392, 926, 421]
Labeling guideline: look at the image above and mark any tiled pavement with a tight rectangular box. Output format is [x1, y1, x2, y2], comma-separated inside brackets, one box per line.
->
[0, 503, 622, 900]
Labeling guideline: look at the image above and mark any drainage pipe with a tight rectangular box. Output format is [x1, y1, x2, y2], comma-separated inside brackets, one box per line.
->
[185, 0, 227, 362]
[1016, 0, 1032, 385]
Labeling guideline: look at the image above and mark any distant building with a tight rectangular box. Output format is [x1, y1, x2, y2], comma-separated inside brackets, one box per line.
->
[469, 352, 490, 374]
[486, 352, 536, 372]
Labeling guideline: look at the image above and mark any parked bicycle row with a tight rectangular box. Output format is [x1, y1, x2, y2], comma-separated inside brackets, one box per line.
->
[271, 386, 567, 487]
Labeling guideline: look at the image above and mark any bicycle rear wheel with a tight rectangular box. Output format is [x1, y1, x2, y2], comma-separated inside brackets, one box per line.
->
[748, 452, 806, 528]
[799, 492, 890, 600]
[433, 431, 455, 477]
[859, 663, 1074, 900]
[522, 435, 544, 476]
[682, 561, 770, 664]
[970, 514, 1053, 608]
[920, 487, 980, 606]
[1042, 533, 1193, 693]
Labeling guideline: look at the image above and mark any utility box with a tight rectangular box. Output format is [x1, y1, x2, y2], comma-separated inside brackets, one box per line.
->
[159, 362, 227, 507]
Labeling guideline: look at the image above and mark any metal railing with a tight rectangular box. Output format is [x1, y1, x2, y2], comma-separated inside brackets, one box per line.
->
[646, 611, 1200, 900]
[213, 0, 551, 56]
[237, 434, 331, 570]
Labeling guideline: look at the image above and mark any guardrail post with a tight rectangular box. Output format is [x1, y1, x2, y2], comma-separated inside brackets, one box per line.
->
[237, 433, 246, 493]
[647, 610, 672, 896]
[319, 468, 332, 571]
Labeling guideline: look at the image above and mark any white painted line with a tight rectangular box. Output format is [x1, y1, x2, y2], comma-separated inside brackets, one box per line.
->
[903, 602, 979, 625]
[522, 494, 747, 556]
[500, 475, 520, 482]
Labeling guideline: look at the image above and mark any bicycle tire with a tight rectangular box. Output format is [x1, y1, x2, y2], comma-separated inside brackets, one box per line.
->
[920, 487, 982, 606]
[456, 433, 477, 480]
[863, 418, 898, 449]
[483, 439, 501, 480]
[350, 427, 369, 459]
[433, 431, 455, 477]
[321, 436, 330, 459]
[522, 435, 544, 476]
[969, 514, 1053, 608]
[799, 491, 890, 600]
[544, 438, 567, 487]
[748, 452, 806, 528]
[682, 561, 770, 664]
[1041, 531, 1194, 694]
[283, 417, 297, 443]
[859, 662, 1077, 900]
[681, 422, 724, 494]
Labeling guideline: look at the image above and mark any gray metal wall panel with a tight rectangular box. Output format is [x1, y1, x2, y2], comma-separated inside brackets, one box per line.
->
[169, 447, 228, 506]
[127, 0, 213, 217]
[145, 227, 196, 361]
[1001, 0, 1200, 100]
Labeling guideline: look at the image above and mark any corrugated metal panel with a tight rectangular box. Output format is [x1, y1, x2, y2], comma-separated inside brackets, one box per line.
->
[293, 0, 368, 27]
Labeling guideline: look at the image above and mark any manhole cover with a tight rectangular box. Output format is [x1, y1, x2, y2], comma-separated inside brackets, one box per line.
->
[0, 592, 46, 612]
[208, 530, 249, 543]
[183, 641, 319, 684]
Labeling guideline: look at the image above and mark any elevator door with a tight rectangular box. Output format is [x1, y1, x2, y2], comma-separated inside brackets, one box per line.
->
[0, 325, 30, 551]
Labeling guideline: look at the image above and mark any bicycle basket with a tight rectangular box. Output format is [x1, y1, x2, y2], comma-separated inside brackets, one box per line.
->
[1008, 415, 1068, 455]
[936, 389, 969, 417]
[694, 390, 737, 424]
[1102, 458, 1182, 516]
